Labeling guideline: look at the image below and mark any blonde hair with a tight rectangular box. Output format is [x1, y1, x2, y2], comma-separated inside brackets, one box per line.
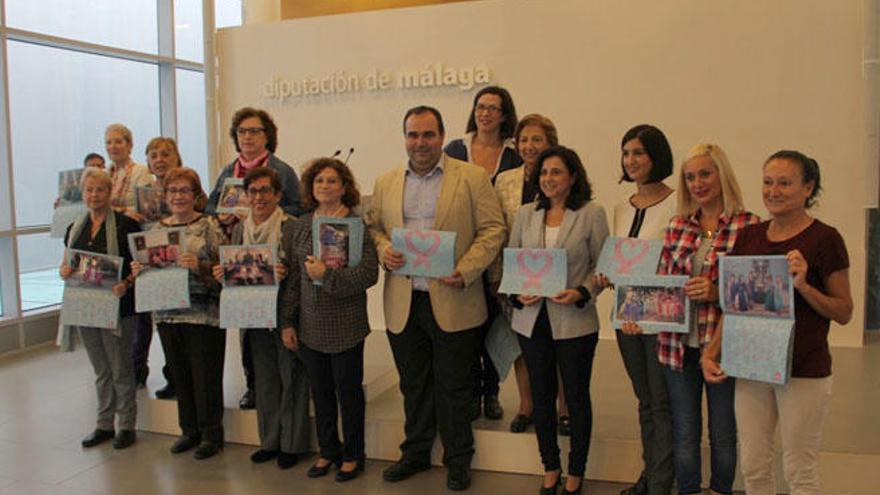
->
[80, 166, 113, 191]
[676, 143, 745, 217]
[105, 123, 133, 146]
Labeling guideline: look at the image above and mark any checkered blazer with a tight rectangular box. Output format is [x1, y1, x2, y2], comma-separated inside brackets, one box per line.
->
[279, 213, 379, 354]
[656, 209, 761, 371]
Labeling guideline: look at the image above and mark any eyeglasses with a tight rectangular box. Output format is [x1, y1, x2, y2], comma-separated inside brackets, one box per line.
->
[236, 127, 266, 136]
[475, 104, 503, 114]
[247, 186, 275, 196]
[165, 187, 194, 196]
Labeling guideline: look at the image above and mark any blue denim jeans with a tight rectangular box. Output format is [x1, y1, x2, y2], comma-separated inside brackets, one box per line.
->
[664, 346, 736, 495]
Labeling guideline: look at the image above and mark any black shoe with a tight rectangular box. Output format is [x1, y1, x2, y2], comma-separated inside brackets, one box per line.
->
[562, 481, 583, 495]
[540, 473, 562, 495]
[307, 457, 340, 478]
[510, 414, 533, 433]
[382, 459, 431, 482]
[239, 389, 255, 410]
[169, 435, 200, 454]
[81, 429, 115, 448]
[112, 430, 136, 449]
[250, 449, 278, 463]
[619, 478, 647, 495]
[558, 416, 571, 437]
[469, 397, 481, 421]
[484, 395, 503, 420]
[277, 452, 299, 470]
[447, 465, 471, 491]
[335, 459, 365, 482]
[155, 383, 176, 400]
[193, 441, 222, 460]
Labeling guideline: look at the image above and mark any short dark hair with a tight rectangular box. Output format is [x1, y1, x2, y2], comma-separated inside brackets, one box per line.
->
[530, 146, 593, 211]
[83, 153, 104, 166]
[465, 86, 518, 139]
[229, 107, 278, 153]
[243, 166, 282, 194]
[402, 106, 445, 135]
[300, 157, 361, 210]
[619, 124, 673, 183]
[764, 150, 823, 208]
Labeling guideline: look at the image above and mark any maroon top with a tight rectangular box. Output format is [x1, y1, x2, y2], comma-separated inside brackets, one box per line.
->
[730, 220, 849, 378]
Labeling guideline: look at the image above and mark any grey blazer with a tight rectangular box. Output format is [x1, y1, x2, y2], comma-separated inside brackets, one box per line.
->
[508, 201, 609, 340]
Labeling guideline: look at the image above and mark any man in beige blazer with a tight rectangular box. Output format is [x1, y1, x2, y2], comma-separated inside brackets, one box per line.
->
[366, 106, 505, 491]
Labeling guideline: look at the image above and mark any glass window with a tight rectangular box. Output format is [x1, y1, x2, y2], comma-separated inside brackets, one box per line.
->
[174, 0, 204, 63]
[215, 0, 243, 29]
[7, 41, 161, 228]
[175, 69, 209, 186]
[17, 233, 64, 311]
[5, 0, 158, 54]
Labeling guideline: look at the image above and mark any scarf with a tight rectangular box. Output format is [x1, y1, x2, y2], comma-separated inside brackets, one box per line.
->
[233, 150, 270, 178]
[243, 206, 285, 249]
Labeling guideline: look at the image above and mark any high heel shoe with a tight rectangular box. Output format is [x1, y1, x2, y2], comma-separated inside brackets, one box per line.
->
[561, 479, 583, 495]
[335, 458, 365, 482]
[539, 472, 562, 495]
[307, 457, 341, 478]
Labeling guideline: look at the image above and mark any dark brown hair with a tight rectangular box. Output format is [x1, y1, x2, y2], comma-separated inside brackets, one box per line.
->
[300, 158, 360, 209]
[229, 107, 278, 153]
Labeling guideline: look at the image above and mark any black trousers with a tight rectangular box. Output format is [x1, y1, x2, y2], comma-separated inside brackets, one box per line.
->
[471, 282, 500, 398]
[157, 322, 226, 443]
[299, 341, 365, 462]
[241, 329, 256, 391]
[132, 312, 152, 378]
[518, 304, 598, 476]
[387, 291, 477, 468]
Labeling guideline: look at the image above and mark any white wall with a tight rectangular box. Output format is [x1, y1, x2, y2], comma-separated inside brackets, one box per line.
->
[217, 0, 867, 346]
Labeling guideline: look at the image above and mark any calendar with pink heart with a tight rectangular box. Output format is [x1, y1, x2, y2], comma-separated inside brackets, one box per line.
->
[391, 228, 456, 278]
[497, 248, 567, 297]
[595, 237, 663, 284]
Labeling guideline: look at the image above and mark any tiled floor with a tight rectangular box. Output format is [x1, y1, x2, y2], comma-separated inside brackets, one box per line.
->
[0, 344, 632, 495]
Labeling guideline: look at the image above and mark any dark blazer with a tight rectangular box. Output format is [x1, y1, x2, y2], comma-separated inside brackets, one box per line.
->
[206, 153, 304, 217]
[444, 137, 522, 183]
[280, 213, 379, 354]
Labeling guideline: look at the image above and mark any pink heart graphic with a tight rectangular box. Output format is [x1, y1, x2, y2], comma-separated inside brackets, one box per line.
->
[774, 371, 782, 381]
[614, 239, 651, 274]
[517, 250, 554, 291]
[405, 230, 442, 269]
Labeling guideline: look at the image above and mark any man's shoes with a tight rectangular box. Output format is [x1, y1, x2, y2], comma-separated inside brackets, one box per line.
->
[307, 458, 340, 478]
[239, 389, 256, 410]
[193, 441, 222, 460]
[112, 430, 136, 449]
[558, 416, 571, 437]
[447, 465, 472, 491]
[155, 383, 176, 399]
[277, 452, 299, 470]
[469, 397, 482, 421]
[170, 435, 200, 454]
[509, 414, 533, 433]
[382, 459, 431, 482]
[335, 458, 365, 482]
[250, 449, 278, 463]
[483, 395, 503, 420]
[619, 477, 647, 495]
[81, 429, 115, 448]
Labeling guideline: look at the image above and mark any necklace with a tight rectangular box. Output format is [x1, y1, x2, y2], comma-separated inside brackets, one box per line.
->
[316, 203, 347, 217]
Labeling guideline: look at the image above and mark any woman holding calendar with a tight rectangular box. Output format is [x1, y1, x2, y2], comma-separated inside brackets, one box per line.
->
[702, 150, 852, 495]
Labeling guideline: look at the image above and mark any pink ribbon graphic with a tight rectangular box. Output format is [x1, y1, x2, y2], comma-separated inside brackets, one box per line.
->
[614, 239, 651, 274]
[405, 230, 442, 269]
[517, 249, 554, 291]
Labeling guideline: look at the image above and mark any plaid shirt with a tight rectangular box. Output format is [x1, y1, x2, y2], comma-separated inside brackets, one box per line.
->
[657, 209, 760, 371]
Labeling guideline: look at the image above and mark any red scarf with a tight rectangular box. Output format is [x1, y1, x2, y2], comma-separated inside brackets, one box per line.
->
[233, 150, 270, 178]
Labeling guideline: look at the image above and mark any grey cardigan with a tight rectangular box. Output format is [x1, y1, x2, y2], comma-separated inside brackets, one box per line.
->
[508, 201, 609, 340]
[279, 213, 379, 354]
